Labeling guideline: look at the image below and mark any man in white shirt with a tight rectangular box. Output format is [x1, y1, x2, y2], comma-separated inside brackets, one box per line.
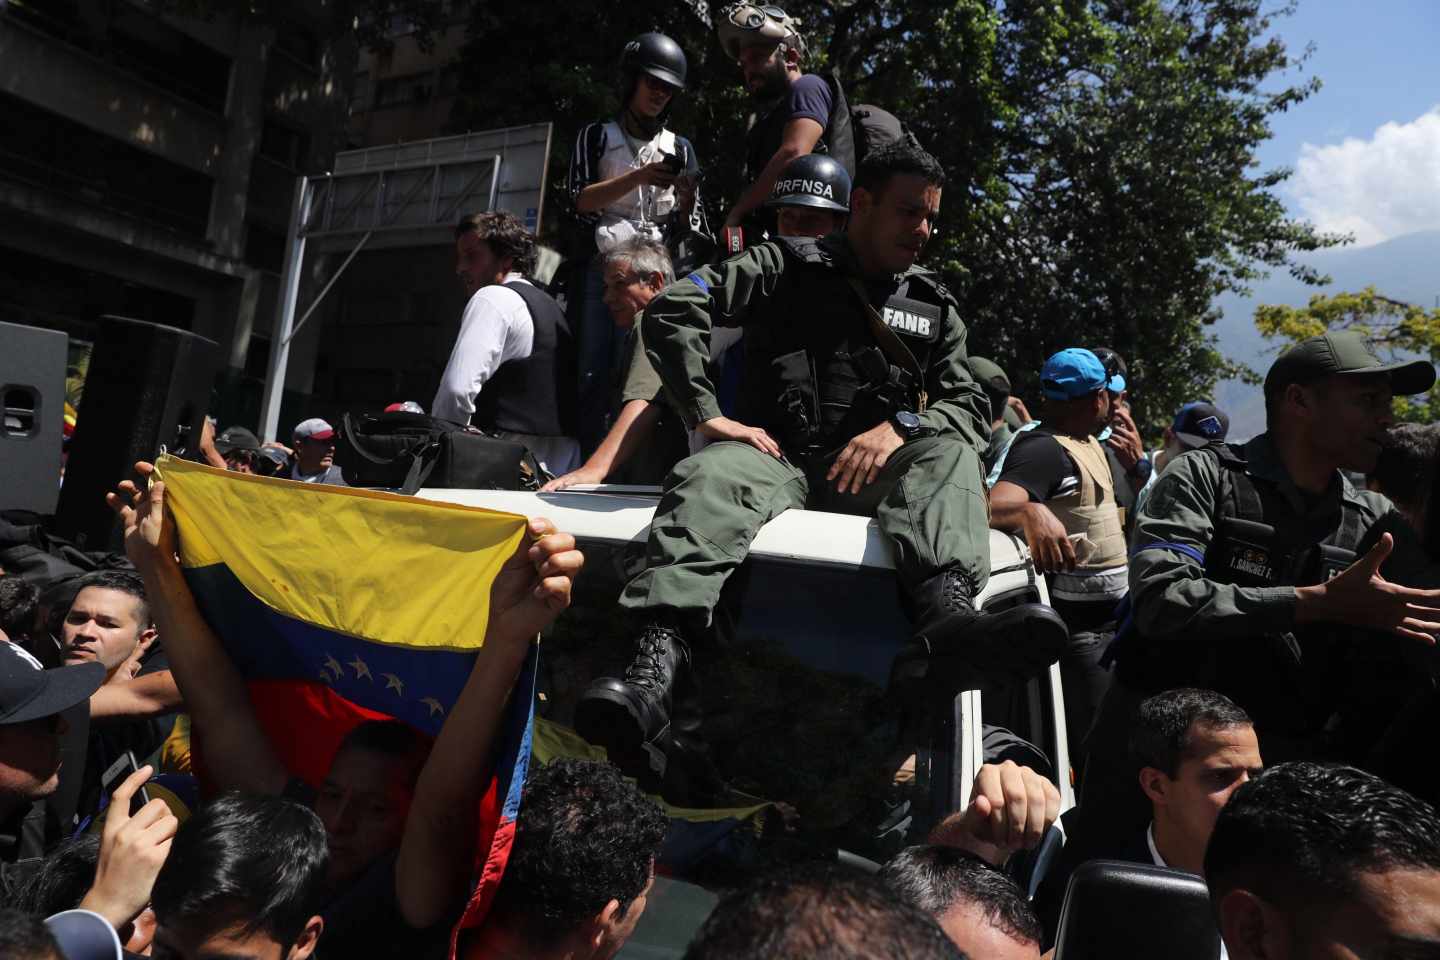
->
[433, 212, 580, 475]
[1033, 687, 1261, 955]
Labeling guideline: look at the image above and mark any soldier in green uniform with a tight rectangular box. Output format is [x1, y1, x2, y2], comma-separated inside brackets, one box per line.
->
[574, 140, 1067, 782]
[1084, 330, 1440, 832]
[965, 355, 1013, 472]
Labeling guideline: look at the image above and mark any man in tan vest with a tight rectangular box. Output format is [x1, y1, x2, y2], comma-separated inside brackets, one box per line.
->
[989, 348, 1127, 782]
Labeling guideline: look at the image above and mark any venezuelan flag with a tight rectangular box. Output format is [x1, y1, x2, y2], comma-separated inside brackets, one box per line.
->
[153, 455, 536, 934]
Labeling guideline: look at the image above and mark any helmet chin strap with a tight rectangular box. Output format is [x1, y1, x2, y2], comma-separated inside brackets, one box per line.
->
[624, 101, 664, 139]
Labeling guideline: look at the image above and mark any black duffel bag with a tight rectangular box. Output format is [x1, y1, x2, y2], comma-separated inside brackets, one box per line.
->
[337, 411, 544, 494]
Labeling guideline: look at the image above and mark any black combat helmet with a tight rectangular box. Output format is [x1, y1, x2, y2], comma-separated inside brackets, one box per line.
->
[621, 32, 688, 90]
[619, 32, 687, 137]
[765, 154, 851, 212]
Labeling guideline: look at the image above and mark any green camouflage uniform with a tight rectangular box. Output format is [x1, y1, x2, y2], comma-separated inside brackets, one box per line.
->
[619, 234, 994, 629]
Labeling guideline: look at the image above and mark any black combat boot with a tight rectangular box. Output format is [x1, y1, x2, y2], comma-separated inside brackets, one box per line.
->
[574, 624, 690, 786]
[903, 567, 1069, 686]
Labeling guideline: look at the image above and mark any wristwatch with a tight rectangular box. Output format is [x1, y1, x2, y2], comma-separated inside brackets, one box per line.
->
[892, 410, 924, 440]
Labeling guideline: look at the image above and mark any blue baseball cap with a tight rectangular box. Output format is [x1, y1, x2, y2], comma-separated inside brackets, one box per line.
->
[1088, 346, 1128, 394]
[1041, 348, 1110, 401]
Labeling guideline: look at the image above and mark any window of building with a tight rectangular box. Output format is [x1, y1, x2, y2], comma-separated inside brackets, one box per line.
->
[0, 91, 214, 237]
[373, 71, 434, 108]
[258, 118, 309, 171]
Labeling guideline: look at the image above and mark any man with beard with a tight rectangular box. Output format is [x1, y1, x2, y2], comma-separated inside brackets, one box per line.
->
[1085, 331, 1440, 835]
[715, 3, 857, 235]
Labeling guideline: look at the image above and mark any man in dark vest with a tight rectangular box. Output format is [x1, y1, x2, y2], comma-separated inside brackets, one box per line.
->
[1084, 330, 1440, 836]
[433, 212, 579, 474]
[574, 140, 1067, 785]
[715, 3, 857, 235]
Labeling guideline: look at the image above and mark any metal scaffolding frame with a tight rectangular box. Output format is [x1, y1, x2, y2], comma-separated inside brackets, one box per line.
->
[258, 122, 552, 441]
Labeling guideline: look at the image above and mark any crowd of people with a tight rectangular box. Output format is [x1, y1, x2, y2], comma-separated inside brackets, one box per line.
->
[7, 2, 1440, 958]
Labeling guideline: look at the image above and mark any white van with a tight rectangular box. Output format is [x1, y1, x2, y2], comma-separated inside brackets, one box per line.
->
[421, 485, 1076, 955]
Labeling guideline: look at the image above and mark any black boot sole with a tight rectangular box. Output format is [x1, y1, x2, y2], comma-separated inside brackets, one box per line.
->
[573, 690, 669, 787]
[916, 603, 1070, 687]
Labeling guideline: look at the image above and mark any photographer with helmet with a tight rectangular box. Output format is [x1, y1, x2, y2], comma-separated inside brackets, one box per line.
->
[567, 32, 706, 457]
[716, 3, 857, 237]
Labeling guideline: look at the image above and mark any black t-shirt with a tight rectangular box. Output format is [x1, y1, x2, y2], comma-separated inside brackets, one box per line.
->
[996, 427, 1080, 502]
[745, 74, 836, 180]
[281, 778, 453, 959]
[320, 853, 451, 959]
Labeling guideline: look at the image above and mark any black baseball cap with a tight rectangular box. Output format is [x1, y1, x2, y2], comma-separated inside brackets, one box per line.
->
[214, 426, 261, 455]
[1171, 401, 1230, 450]
[1264, 330, 1436, 399]
[0, 641, 104, 725]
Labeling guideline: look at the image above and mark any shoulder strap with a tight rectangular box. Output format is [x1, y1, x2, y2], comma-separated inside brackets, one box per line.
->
[1205, 441, 1264, 525]
[775, 234, 830, 265]
[844, 276, 928, 412]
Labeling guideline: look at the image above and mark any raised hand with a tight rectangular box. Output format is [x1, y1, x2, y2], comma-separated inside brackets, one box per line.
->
[1297, 532, 1440, 644]
[486, 517, 584, 650]
[105, 462, 177, 572]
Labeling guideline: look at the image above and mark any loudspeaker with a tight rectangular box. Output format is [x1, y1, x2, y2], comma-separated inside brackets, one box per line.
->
[55, 316, 219, 550]
[0, 321, 68, 514]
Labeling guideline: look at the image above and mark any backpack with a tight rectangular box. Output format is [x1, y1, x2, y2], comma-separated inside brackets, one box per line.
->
[850, 104, 909, 163]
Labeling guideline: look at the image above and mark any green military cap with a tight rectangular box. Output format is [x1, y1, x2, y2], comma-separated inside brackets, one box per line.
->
[1264, 329, 1436, 398]
[966, 355, 1011, 395]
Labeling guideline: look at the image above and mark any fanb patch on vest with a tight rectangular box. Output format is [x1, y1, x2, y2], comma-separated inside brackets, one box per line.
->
[881, 295, 942, 343]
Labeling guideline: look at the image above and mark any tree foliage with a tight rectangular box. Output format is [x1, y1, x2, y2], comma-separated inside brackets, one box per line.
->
[1255, 288, 1440, 422]
[451, 0, 1344, 430]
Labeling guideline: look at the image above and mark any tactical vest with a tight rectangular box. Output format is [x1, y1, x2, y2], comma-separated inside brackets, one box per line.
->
[473, 282, 578, 438]
[1115, 441, 1369, 739]
[745, 71, 857, 180]
[1050, 434, 1128, 574]
[735, 237, 948, 457]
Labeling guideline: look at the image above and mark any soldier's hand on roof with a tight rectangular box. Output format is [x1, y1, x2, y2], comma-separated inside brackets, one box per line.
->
[106, 461, 178, 572]
[1297, 532, 1440, 644]
[927, 760, 1061, 866]
[540, 465, 607, 492]
[698, 416, 784, 459]
[828, 422, 905, 495]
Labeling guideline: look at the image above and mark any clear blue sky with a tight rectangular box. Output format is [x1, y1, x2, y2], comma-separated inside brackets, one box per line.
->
[1256, 0, 1439, 205]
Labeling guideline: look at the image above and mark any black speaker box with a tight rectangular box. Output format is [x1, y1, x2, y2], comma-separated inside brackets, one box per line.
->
[0, 320, 68, 514]
[55, 316, 219, 550]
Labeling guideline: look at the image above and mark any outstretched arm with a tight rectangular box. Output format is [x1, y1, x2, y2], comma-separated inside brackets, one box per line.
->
[107, 464, 288, 795]
[394, 518, 583, 929]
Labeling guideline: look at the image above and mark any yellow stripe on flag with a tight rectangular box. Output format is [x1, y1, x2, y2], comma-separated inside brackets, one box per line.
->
[531, 717, 770, 826]
[154, 455, 527, 652]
